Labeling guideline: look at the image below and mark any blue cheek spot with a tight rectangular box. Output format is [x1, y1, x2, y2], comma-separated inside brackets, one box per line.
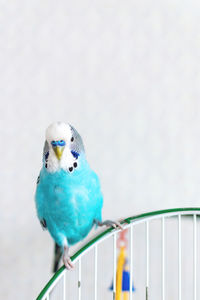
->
[71, 150, 80, 159]
[58, 140, 66, 146]
[51, 141, 57, 147]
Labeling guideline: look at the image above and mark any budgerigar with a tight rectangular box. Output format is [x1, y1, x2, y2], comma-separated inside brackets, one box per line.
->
[35, 122, 122, 271]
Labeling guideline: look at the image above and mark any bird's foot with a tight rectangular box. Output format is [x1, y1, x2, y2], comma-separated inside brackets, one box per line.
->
[98, 220, 123, 230]
[63, 246, 74, 270]
[63, 256, 74, 270]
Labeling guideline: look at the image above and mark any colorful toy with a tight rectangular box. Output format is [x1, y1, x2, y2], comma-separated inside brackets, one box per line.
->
[110, 229, 135, 299]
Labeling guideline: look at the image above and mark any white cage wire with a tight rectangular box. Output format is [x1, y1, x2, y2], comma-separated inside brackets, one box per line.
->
[36, 208, 200, 300]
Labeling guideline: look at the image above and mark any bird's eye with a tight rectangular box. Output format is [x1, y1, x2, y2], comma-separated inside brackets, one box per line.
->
[51, 141, 56, 147]
[59, 140, 66, 146]
[71, 137, 74, 142]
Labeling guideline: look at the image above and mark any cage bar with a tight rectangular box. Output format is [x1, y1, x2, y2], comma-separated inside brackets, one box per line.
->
[113, 233, 117, 299]
[162, 217, 165, 300]
[129, 225, 133, 299]
[178, 215, 182, 300]
[193, 215, 197, 300]
[78, 258, 81, 300]
[146, 221, 149, 300]
[94, 245, 98, 300]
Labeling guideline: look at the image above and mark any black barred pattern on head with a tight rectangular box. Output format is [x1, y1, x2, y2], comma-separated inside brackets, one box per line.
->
[69, 124, 85, 155]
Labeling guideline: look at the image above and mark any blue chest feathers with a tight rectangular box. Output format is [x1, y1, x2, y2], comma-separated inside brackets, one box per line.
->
[36, 166, 103, 245]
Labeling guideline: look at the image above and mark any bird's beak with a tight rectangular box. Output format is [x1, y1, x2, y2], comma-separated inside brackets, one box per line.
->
[53, 146, 64, 160]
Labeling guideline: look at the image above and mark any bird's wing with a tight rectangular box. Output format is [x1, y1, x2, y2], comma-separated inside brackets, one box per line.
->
[69, 124, 85, 153]
[35, 171, 45, 222]
[40, 218, 47, 230]
[43, 140, 49, 164]
[34, 141, 48, 220]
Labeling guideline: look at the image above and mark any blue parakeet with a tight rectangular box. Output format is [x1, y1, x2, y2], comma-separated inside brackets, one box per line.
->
[35, 122, 121, 271]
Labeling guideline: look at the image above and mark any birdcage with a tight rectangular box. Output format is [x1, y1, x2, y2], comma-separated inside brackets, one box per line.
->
[36, 208, 200, 300]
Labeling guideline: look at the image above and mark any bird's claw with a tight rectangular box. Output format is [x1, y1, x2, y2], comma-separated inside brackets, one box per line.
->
[109, 220, 123, 230]
[99, 220, 123, 230]
[63, 256, 74, 270]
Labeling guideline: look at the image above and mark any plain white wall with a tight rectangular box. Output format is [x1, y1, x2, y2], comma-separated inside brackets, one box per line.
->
[1, 0, 200, 299]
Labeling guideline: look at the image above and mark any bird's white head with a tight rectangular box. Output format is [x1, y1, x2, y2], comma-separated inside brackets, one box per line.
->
[44, 122, 85, 173]
[46, 122, 72, 160]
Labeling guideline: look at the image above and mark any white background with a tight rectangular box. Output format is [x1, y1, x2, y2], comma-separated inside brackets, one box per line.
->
[1, 1, 200, 299]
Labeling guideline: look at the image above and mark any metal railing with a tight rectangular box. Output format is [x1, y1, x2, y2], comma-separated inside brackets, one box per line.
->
[36, 208, 200, 300]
